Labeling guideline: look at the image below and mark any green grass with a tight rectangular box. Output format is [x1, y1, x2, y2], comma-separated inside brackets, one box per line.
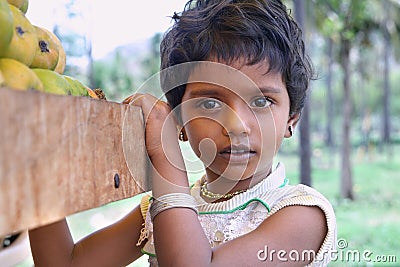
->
[277, 145, 400, 266]
[18, 144, 400, 266]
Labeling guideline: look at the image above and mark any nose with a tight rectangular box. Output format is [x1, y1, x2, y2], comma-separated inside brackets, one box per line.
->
[221, 104, 252, 137]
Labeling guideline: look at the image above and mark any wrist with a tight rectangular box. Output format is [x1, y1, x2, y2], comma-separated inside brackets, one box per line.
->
[149, 151, 190, 197]
[148, 140, 185, 173]
[150, 193, 198, 221]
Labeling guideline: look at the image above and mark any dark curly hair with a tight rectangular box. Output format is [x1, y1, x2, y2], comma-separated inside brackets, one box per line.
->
[160, 0, 314, 118]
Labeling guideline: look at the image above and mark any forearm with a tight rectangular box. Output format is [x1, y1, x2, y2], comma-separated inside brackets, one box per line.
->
[124, 93, 215, 265]
[29, 205, 145, 267]
[29, 218, 75, 267]
[149, 138, 190, 197]
[150, 150, 213, 266]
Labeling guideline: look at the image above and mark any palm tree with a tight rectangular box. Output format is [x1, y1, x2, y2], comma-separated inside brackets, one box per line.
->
[311, 0, 380, 199]
[293, 0, 312, 187]
[380, 0, 400, 147]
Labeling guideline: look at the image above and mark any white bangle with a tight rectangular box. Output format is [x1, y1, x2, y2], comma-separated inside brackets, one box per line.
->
[150, 193, 198, 221]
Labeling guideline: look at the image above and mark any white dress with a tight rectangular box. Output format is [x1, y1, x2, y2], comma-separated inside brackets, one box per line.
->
[137, 163, 337, 266]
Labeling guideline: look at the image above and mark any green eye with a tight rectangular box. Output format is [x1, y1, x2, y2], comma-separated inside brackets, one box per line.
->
[200, 99, 221, 109]
[252, 97, 272, 108]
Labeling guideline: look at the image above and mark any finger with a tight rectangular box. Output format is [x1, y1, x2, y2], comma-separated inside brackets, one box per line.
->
[122, 95, 133, 104]
[122, 93, 144, 104]
[128, 94, 163, 117]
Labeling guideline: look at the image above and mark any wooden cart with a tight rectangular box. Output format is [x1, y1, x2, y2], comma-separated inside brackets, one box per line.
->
[0, 88, 149, 265]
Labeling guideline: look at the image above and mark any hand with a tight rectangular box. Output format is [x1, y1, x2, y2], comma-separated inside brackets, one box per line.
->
[122, 93, 179, 160]
[123, 93, 188, 194]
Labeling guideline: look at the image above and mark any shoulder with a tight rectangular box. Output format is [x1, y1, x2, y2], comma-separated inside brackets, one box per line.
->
[260, 184, 337, 265]
[261, 183, 335, 217]
[266, 183, 337, 235]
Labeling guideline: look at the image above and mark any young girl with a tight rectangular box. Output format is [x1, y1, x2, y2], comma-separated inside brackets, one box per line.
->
[29, 0, 337, 266]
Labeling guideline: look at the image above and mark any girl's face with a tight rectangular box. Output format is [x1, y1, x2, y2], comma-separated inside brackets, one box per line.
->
[179, 60, 295, 184]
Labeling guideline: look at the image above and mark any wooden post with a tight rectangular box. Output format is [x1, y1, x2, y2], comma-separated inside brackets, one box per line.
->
[0, 88, 149, 236]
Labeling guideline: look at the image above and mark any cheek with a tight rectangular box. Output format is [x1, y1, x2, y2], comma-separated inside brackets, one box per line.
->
[258, 118, 279, 157]
[185, 119, 219, 157]
[256, 111, 286, 157]
[271, 120, 287, 153]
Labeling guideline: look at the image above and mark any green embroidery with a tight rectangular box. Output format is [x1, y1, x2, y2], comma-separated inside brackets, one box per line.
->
[141, 248, 156, 257]
[199, 198, 271, 215]
[198, 178, 288, 215]
[280, 178, 289, 187]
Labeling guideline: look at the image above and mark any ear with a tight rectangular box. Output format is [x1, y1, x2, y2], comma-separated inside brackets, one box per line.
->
[284, 113, 301, 138]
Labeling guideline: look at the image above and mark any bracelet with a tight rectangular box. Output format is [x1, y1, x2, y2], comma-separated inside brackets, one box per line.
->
[150, 193, 198, 221]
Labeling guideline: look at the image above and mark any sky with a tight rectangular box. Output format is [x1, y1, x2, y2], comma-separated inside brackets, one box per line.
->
[27, 0, 188, 59]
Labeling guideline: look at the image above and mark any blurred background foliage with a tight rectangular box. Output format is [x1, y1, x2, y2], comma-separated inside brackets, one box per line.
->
[19, 0, 400, 266]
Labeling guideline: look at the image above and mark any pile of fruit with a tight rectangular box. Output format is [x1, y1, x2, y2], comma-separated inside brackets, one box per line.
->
[0, 0, 104, 99]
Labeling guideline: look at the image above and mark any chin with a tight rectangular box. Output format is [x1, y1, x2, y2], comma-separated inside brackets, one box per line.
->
[211, 165, 257, 181]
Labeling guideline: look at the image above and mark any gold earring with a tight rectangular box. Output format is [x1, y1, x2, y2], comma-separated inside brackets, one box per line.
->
[179, 130, 185, 141]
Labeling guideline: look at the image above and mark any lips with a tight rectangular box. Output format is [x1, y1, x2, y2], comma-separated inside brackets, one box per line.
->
[219, 144, 256, 163]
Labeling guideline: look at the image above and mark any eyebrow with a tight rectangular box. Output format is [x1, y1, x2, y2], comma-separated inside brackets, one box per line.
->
[258, 86, 283, 94]
[187, 85, 283, 98]
[188, 88, 221, 97]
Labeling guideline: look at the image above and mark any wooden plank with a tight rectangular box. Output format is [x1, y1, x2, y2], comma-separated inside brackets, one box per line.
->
[0, 88, 149, 236]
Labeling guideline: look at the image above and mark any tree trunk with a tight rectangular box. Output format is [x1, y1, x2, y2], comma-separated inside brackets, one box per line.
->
[294, 0, 311, 187]
[358, 55, 370, 154]
[325, 37, 335, 148]
[382, 3, 391, 145]
[299, 99, 312, 186]
[340, 38, 354, 200]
